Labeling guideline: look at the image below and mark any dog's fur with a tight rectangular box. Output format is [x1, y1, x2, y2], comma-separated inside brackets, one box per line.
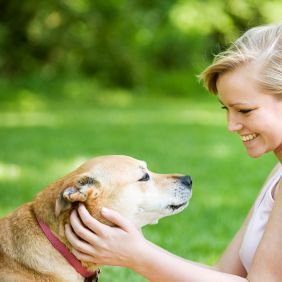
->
[0, 155, 192, 281]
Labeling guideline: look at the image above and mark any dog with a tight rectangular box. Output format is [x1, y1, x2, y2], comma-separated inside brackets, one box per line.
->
[0, 155, 192, 281]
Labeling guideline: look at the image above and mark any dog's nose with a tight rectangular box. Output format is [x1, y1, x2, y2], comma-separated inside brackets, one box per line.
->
[180, 175, 192, 188]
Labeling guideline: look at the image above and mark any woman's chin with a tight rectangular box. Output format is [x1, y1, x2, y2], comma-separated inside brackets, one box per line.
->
[246, 148, 265, 158]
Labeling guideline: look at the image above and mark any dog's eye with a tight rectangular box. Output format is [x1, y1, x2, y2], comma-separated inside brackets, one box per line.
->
[78, 176, 95, 186]
[138, 173, 150, 182]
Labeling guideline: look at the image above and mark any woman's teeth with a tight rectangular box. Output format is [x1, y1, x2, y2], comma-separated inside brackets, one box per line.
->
[240, 134, 258, 142]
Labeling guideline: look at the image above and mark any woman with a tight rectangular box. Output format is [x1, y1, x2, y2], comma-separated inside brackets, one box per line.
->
[65, 22, 282, 281]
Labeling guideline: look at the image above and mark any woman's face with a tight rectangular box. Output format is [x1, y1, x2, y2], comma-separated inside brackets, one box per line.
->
[216, 64, 282, 159]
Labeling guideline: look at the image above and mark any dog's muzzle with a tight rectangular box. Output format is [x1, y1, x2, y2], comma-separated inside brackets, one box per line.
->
[166, 175, 192, 212]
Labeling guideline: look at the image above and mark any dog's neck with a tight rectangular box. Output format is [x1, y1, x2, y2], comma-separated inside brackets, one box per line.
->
[36, 217, 100, 280]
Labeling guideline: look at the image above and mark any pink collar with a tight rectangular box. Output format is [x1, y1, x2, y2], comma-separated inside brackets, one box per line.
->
[36, 217, 99, 280]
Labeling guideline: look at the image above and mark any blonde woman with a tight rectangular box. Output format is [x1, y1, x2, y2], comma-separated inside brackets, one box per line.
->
[65, 22, 282, 281]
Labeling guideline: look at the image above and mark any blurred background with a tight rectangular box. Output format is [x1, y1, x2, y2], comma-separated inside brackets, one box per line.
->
[0, 1, 280, 281]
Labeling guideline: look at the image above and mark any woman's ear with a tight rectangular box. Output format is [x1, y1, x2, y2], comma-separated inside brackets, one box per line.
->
[55, 175, 100, 217]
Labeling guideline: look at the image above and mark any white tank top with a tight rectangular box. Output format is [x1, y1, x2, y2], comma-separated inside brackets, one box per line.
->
[239, 164, 282, 273]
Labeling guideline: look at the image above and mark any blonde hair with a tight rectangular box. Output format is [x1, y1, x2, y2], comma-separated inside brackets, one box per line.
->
[199, 22, 282, 95]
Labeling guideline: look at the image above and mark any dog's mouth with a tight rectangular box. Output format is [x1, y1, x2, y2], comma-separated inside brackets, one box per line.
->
[167, 202, 187, 211]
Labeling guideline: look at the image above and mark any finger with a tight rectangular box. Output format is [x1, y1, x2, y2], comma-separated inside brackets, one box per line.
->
[77, 204, 108, 235]
[101, 207, 135, 232]
[69, 210, 99, 245]
[65, 224, 97, 256]
[71, 248, 97, 264]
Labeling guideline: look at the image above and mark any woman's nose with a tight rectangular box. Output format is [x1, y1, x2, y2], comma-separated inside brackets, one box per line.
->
[227, 114, 242, 132]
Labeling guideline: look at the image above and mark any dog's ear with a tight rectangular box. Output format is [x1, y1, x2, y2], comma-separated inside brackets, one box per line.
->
[55, 175, 100, 217]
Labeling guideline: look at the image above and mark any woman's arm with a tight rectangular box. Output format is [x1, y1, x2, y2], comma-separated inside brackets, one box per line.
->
[65, 204, 247, 282]
[214, 207, 253, 276]
[142, 177, 282, 282]
[247, 179, 282, 281]
[127, 240, 247, 282]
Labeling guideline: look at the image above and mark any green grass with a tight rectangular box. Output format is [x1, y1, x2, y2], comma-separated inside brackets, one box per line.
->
[0, 76, 277, 281]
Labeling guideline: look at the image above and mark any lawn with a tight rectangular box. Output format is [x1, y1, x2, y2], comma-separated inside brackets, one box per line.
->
[0, 76, 277, 281]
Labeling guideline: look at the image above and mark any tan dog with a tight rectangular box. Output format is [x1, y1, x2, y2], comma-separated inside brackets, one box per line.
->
[0, 155, 192, 282]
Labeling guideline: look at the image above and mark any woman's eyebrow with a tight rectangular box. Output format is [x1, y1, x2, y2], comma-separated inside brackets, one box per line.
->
[217, 98, 251, 107]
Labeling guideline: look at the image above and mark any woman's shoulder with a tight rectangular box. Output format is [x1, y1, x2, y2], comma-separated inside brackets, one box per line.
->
[265, 162, 281, 182]
[253, 163, 281, 205]
[271, 163, 282, 200]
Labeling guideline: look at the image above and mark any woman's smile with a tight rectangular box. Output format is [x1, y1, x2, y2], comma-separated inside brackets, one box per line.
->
[240, 133, 260, 152]
[240, 133, 258, 142]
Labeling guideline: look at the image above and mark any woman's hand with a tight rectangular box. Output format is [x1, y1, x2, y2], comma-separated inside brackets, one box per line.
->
[64, 204, 148, 268]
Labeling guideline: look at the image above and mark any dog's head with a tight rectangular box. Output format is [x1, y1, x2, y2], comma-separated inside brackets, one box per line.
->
[55, 155, 192, 227]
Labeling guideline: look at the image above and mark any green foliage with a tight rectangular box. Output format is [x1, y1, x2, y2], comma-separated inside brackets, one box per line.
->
[0, 77, 277, 281]
[170, 0, 282, 45]
[0, 0, 280, 88]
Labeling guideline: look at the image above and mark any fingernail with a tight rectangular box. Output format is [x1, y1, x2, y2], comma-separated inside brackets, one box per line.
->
[101, 207, 109, 214]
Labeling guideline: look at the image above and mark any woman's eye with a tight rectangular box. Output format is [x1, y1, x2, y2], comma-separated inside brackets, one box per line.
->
[139, 173, 150, 182]
[239, 109, 252, 114]
[221, 106, 228, 110]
